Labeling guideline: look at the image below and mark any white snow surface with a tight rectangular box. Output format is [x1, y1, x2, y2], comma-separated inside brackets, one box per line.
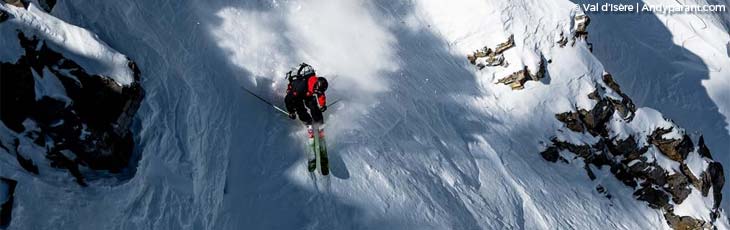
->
[0, 3, 134, 86]
[674, 187, 716, 222]
[0, 0, 727, 229]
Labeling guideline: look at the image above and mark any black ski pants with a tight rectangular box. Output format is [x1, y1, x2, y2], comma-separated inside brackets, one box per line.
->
[285, 94, 323, 125]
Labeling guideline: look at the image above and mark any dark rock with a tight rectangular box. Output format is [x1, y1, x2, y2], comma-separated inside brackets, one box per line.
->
[557, 32, 568, 47]
[589, 140, 613, 166]
[634, 185, 670, 209]
[38, 0, 56, 12]
[578, 99, 614, 137]
[584, 164, 596, 180]
[707, 162, 724, 210]
[697, 135, 712, 159]
[31, 97, 68, 127]
[555, 112, 584, 132]
[540, 146, 559, 162]
[601, 74, 622, 97]
[587, 89, 601, 101]
[700, 170, 713, 197]
[602, 73, 636, 121]
[650, 128, 693, 162]
[680, 164, 701, 191]
[610, 164, 637, 187]
[664, 212, 710, 230]
[596, 185, 606, 193]
[0, 9, 9, 23]
[607, 136, 646, 161]
[0, 31, 144, 185]
[666, 173, 691, 204]
[0, 62, 35, 133]
[0, 178, 17, 229]
[574, 14, 590, 40]
[596, 185, 613, 199]
[627, 161, 667, 186]
[467, 35, 513, 67]
[15, 152, 39, 175]
[496, 57, 546, 90]
[494, 35, 515, 54]
[553, 140, 592, 159]
[3, 0, 26, 8]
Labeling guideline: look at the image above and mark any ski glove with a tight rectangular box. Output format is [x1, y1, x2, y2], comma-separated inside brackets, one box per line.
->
[320, 105, 327, 112]
[288, 112, 296, 120]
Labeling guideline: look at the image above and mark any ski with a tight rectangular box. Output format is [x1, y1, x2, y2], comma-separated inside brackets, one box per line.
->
[307, 131, 317, 172]
[316, 124, 329, 175]
[308, 123, 329, 175]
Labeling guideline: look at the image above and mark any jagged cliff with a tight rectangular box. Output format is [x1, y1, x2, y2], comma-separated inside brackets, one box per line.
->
[0, 2, 143, 189]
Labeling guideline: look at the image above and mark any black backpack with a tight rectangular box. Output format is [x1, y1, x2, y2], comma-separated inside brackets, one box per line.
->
[287, 63, 315, 96]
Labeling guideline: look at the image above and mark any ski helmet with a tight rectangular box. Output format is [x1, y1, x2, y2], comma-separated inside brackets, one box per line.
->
[315, 77, 328, 93]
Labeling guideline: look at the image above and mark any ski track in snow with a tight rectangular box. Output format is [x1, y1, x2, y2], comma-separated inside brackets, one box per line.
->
[0, 0, 727, 229]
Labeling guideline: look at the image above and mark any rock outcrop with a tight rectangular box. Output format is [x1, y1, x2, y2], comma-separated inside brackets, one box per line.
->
[466, 34, 547, 90]
[542, 72, 724, 229]
[467, 35, 514, 69]
[495, 58, 546, 90]
[574, 14, 590, 40]
[539, 14, 723, 230]
[0, 8, 8, 23]
[0, 32, 144, 186]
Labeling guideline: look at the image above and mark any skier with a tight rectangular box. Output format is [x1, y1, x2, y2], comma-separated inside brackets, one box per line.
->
[284, 63, 329, 173]
[284, 63, 328, 135]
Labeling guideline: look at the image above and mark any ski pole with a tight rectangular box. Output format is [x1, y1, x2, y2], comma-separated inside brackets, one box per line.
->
[327, 99, 341, 107]
[240, 86, 289, 116]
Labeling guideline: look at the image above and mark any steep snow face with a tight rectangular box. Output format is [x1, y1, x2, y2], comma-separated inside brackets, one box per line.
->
[0, 0, 724, 229]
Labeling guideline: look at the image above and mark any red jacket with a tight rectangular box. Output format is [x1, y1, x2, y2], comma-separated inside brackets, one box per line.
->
[287, 75, 327, 106]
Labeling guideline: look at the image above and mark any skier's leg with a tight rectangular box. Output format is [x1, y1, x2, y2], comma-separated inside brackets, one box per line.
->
[284, 93, 295, 114]
[290, 97, 312, 124]
[305, 97, 324, 125]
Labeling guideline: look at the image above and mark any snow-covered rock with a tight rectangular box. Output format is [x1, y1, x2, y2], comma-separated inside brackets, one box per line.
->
[0, 2, 144, 188]
[541, 16, 726, 228]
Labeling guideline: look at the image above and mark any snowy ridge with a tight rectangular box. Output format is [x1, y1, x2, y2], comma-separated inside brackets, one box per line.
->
[0, 0, 727, 229]
[0, 3, 134, 86]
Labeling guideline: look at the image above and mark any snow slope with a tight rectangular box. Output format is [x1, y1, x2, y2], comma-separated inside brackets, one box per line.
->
[0, 0, 727, 229]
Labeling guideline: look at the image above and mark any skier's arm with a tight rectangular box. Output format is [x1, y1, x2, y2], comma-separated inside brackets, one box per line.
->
[317, 93, 326, 108]
[284, 92, 295, 114]
[306, 76, 318, 96]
